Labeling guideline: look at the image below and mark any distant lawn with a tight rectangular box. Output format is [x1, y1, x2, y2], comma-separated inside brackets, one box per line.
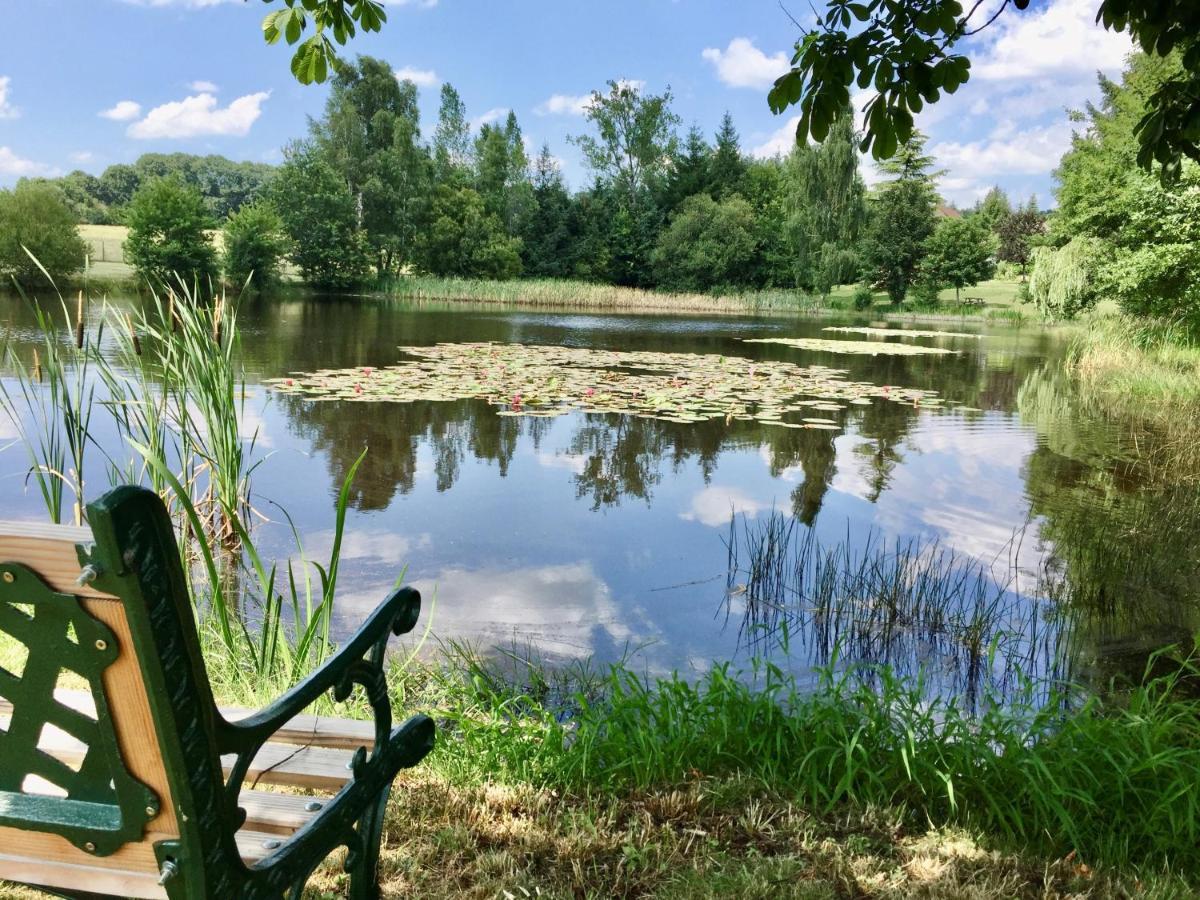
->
[827, 277, 1028, 311]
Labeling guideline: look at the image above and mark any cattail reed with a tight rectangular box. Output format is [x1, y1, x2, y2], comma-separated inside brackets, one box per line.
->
[126, 313, 142, 356]
[32, 348, 42, 382]
[75, 291, 85, 349]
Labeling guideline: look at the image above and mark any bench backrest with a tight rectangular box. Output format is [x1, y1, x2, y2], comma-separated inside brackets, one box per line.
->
[0, 486, 234, 898]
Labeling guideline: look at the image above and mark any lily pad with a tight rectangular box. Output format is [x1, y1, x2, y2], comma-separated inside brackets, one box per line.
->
[744, 338, 958, 356]
[823, 326, 982, 340]
[268, 342, 942, 424]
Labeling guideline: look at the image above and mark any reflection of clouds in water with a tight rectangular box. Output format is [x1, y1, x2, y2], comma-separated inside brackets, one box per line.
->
[829, 434, 875, 500]
[238, 400, 273, 449]
[536, 452, 587, 475]
[0, 408, 19, 442]
[867, 418, 1041, 567]
[400, 561, 651, 661]
[304, 528, 433, 567]
[681, 485, 771, 528]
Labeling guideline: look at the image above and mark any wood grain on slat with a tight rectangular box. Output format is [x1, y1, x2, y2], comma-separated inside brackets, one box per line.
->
[1, 690, 378, 752]
[0, 852, 168, 899]
[0, 523, 114, 600]
[0, 827, 174, 890]
[239, 789, 324, 835]
[237, 828, 306, 866]
[224, 744, 354, 793]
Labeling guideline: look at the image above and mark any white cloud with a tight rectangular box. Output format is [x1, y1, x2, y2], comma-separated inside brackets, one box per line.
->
[0, 76, 18, 119]
[971, 0, 1131, 83]
[394, 66, 439, 88]
[535, 93, 592, 117]
[99, 100, 142, 121]
[930, 121, 1073, 204]
[751, 116, 800, 159]
[127, 91, 269, 140]
[0, 147, 58, 178]
[188, 80, 218, 93]
[702, 38, 789, 90]
[471, 107, 509, 131]
[70, 151, 94, 164]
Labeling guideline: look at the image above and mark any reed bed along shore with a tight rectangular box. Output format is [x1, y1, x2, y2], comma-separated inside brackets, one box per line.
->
[379, 275, 829, 314]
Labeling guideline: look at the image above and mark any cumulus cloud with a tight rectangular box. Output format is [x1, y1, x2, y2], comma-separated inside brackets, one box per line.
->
[0, 76, 18, 119]
[750, 116, 800, 159]
[972, 0, 1131, 83]
[99, 100, 142, 121]
[536, 93, 592, 116]
[930, 122, 1075, 205]
[188, 80, 218, 93]
[70, 151, 94, 164]
[471, 107, 509, 131]
[127, 91, 269, 139]
[0, 147, 57, 178]
[394, 66, 439, 88]
[702, 38, 789, 90]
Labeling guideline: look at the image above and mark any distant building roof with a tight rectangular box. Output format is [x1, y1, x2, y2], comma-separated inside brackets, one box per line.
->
[935, 205, 962, 219]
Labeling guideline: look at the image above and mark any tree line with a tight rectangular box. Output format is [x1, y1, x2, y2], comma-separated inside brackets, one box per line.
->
[2, 54, 1045, 304]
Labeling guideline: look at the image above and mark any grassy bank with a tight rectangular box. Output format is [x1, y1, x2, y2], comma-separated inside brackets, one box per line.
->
[1068, 316, 1200, 417]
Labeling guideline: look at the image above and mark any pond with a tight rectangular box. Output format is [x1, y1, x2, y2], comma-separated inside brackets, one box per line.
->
[1, 293, 1197, 699]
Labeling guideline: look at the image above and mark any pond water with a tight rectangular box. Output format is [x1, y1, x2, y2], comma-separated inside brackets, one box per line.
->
[1, 293, 1197, 697]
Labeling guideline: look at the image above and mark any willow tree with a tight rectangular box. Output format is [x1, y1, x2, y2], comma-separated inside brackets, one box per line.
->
[782, 112, 868, 294]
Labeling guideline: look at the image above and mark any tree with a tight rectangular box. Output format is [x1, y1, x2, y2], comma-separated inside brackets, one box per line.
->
[768, 0, 1200, 179]
[782, 111, 867, 293]
[996, 207, 1045, 274]
[861, 179, 936, 303]
[572, 81, 680, 207]
[971, 186, 1012, 232]
[223, 202, 289, 291]
[432, 83, 472, 185]
[709, 112, 747, 199]
[661, 126, 712, 213]
[521, 146, 575, 277]
[271, 144, 372, 289]
[0, 182, 87, 286]
[1045, 51, 1200, 323]
[311, 56, 430, 275]
[414, 185, 522, 279]
[123, 177, 217, 287]
[916, 217, 996, 303]
[651, 194, 759, 292]
[475, 112, 533, 234]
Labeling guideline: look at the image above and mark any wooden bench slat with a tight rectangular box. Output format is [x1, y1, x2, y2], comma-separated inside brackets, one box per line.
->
[0, 690, 378, 751]
[1, 710, 356, 795]
[0, 852, 168, 899]
[238, 789, 325, 835]
[224, 743, 354, 793]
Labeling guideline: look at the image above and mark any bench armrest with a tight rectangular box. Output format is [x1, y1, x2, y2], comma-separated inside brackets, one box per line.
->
[213, 586, 424, 824]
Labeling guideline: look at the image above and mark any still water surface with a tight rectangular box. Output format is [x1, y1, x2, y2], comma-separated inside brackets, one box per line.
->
[2, 294, 1195, 694]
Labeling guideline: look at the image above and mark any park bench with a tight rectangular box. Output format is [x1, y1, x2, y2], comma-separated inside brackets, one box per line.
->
[0, 485, 435, 899]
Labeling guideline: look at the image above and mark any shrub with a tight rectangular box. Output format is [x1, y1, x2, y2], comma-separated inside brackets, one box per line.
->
[652, 193, 759, 292]
[223, 202, 289, 291]
[0, 182, 88, 286]
[123, 177, 217, 288]
[852, 283, 874, 311]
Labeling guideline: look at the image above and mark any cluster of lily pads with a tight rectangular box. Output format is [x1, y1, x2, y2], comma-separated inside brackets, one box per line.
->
[268, 342, 944, 429]
[743, 337, 958, 356]
[823, 326, 982, 340]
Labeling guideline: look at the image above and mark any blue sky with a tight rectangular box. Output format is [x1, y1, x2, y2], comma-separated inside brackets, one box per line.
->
[0, 0, 1132, 207]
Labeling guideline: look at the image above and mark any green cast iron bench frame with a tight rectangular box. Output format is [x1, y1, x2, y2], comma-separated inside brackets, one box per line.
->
[0, 485, 435, 899]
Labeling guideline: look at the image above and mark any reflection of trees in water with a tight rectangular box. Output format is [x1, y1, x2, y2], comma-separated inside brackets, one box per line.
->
[1018, 368, 1200, 688]
[278, 388, 932, 519]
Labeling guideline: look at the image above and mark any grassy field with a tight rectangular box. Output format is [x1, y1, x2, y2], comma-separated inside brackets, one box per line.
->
[827, 277, 1028, 311]
[77, 223, 232, 282]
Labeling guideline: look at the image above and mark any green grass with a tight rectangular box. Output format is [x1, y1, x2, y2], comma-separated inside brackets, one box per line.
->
[826, 277, 1029, 314]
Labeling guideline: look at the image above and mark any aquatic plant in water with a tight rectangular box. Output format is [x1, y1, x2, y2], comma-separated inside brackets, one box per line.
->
[743, 337, 959, 356]
[822, 326, 982, 340]
[268, 342, 940, 428]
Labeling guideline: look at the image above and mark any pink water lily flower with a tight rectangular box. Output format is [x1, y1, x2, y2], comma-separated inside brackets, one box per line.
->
[585, 388, 595, 397]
